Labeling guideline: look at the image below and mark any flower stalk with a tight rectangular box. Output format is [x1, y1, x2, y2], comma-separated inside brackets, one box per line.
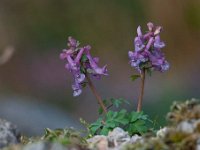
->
[86, 73, 107, 114]
[137, 69, 145, 112]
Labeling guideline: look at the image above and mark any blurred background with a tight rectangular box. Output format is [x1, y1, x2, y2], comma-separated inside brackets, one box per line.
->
[0, 0, 199, 136]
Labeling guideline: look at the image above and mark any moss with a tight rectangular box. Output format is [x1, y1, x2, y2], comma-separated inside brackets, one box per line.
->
[167, 98, 200, 124]
[125, 138, 169, 150]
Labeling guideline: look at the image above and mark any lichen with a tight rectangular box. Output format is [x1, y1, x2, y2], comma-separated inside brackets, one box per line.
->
[167, 98, 200, 124]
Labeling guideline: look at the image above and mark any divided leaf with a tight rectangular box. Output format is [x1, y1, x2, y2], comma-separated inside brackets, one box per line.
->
[90, 106, 153, 136]
[131, 74, 140, 81]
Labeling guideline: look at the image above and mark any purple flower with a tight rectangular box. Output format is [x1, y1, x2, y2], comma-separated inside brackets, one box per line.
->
[86, 53, 108, 76]
[74, 73, 85, 83]
[82, 45, 108, 76]
[154, 36, 165, 49]
[149, 49, 169, 72]
[60, 37, 108, 96]
[72, 82, 82, 97]
[128, 50, 149, 72]
[128, 22, 169, 73]
[67, 36, 79, 50]
[60, 49, 73, 60]
[134, 37, 145, 52]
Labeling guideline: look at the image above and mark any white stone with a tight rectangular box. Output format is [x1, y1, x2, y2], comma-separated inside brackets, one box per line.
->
[130, 134, 142, 143]
[156, 127, 169, 138]
[87, 135, 108, 150]
[177, 120, 195, 133]
[196, 138, 200, 150]
[108, 127, 130, 147]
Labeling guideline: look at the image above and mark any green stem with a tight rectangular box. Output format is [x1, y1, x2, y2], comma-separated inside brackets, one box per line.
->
[86, 73, 107, 114]
[137, 69, 146, 112]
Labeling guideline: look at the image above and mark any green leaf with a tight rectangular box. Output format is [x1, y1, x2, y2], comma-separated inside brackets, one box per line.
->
[122, 99, 130, 105]
[130, 75, 140, 81]
[89, 118, 104, 135]
[80, 82, 87, 88]
[116, 110, 126, 119]
[98, 107, 103, 115]
[98, 99, 110, 114]
[130, 111, 140, 122]
[100, 127, 109, 135]
[90, 125, 101, 135]
[139, 114, 148, 120]
[81, 54, 88, 62]
[90, 118, 103, 126]
[110, 98, 130, 108]
[147, 68, 153, 76]
[105, 121, 116, 128]
[106, 111, 114, 119]
[80, 66, 86, 74]
[116, 118, 129, 125]
[127, 124, 138, 134]
[127, 120, 147, 135]
[119, 109, 127, 114]
[102, 99, 109, 106]
[139, 62, 152, 69]
[105, 109, 128, 125]
[116, 110, 129, 125]
[136, 125, 148, 134]
[134, 120, 146, 126]
[90, 109, 153, 136]
[110, 98, 122, 108]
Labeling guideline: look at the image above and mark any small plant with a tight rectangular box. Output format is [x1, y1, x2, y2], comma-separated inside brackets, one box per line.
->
[60, 37, 108, 113]
[60, 22, 169, 137]
[88, 98, 153, 136]
[41, 128, 87, 146]
[98, 98, 130, 115]
[21, 128, 87, 146]
[128, 22, 169, 112]
[89, 110, 152, 136]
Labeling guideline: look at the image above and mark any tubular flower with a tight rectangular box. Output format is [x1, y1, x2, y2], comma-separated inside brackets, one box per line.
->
[128, 22, 169, 73]
[60, 37, 108, 96]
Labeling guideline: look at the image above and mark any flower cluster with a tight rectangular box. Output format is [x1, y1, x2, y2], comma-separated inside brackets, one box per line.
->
[128, 22, 169, 73]
[60, 37, 108, 96]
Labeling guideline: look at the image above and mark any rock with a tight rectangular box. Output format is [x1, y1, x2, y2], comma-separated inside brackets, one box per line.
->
[87, 128, 142, 150]
[177, 120, 195, 133]
[87, 135, 108, 150]
[0, 119, 20, 148]
[193, 119, 200, 131]
[177, 119, 200, 134]
[196, 138, 200, 150]
[156, 127, 169, 138]
[4, 141, 88, 150]
[107, 127, 130, 147]
[23, 142, 66, 150]
[167, 99, 200, 124]
[130, 135, 141, 143]
[2, 144, 23, 150]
